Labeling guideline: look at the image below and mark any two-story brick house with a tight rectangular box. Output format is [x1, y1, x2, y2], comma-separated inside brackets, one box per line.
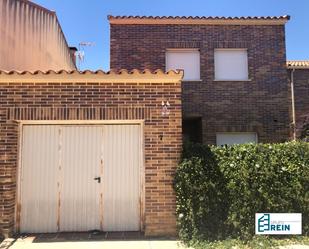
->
[1, 11, 308, 238]
[109, 15, 292, 145]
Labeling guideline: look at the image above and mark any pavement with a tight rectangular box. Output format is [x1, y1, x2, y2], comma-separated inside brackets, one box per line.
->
[1, 233, 308, 249]
[279, 246, 309, 249]
[0, 233, 189, 249]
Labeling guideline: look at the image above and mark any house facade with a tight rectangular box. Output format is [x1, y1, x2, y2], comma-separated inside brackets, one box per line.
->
[287, 61, 309, 138]
[0, 7, 308, 239]
[0, 0, 76, 71]
[109, 15, 292, 145]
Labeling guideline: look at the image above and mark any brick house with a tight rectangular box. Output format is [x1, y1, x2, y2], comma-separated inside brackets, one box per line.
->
[287, 61, 309, 139]
[0, 4, 308, 239]
[109, 15, 292, 145]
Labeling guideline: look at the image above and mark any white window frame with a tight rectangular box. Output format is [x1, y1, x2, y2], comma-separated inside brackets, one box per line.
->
[166, 49, 201, 81]
[214, 48, 249, 81]
[216, 132, 258, 146]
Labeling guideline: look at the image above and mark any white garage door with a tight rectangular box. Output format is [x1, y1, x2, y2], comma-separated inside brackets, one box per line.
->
[19, 124, 141, 233]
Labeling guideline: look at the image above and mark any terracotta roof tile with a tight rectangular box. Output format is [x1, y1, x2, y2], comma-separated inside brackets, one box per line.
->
[0, 69, 184, 83]
[108, 15, 290, 20]
[108, 15, 290, 25]
[287, 60, 309, 69]
[0, 69, 182, 76]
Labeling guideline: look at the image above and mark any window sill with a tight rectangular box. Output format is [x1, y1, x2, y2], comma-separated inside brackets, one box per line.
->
[183, 79, 203, 82]
[213, 79, 252, 82]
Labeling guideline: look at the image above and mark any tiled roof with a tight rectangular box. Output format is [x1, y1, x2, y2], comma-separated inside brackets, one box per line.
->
[287, 60, 309, 69]
[108, 15, 290, 20]
[0, 69, 181, 75]
[108, 15, 290, 25]
[0, 69, 184, 83]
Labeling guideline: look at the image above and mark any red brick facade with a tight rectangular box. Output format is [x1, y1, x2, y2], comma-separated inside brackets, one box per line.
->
[110, 19, 291, 144]
[289, 69, 309, 137]
[0, 71, 182, 237]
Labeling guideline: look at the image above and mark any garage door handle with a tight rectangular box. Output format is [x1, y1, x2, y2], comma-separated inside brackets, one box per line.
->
[94, 177, 101, 183]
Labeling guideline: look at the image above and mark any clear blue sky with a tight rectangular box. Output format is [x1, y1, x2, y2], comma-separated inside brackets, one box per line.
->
[33, 0, 309, 71]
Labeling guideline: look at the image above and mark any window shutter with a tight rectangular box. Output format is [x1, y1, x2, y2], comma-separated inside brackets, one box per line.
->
[166, 50, 200, 81]
[214, 49, 248, 80]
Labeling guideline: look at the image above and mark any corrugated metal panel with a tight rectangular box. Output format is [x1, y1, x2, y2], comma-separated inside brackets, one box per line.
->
[20, 125, 59, 233]
[103, 125, 141, 231]
[0, 0, 75, 71]
[60, 126, 102, 231]
[20, 124, 142, 232]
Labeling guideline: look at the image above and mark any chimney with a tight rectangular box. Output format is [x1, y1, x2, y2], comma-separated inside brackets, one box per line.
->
[69, 47, 78, 67]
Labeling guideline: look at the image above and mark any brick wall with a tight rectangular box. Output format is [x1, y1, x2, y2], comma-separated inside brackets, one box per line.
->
[110, 24, 291, 144]
[290, 69, 309, 137]
[0, 75, 182, 237]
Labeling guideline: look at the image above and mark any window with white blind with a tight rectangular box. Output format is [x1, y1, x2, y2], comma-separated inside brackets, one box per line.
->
[216, 132, 257, 146]
[166, 49, 200, 81]
[214, 49, 249, 81]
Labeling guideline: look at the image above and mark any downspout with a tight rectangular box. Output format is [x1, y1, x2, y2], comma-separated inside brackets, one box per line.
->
[290, 68, 296, 140]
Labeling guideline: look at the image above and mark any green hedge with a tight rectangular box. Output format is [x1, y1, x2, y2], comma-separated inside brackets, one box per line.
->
[174, 142, 309, 241]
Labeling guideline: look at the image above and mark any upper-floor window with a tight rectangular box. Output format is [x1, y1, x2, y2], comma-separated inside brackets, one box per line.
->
[216, 132, 257, 146]
[214, 49, 249, 81]
[166, 49, 200, 81]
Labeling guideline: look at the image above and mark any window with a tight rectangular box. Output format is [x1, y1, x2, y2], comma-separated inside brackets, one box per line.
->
[216, 132, 257, 146]
[166, 49, 200, 81]
[214, 49, 249, 81]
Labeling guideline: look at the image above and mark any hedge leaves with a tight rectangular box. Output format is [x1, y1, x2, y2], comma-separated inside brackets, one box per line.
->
[174, 142, 309, 241]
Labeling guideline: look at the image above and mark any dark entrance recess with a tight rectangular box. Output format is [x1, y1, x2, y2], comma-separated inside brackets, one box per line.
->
[183, 117, 203, 143]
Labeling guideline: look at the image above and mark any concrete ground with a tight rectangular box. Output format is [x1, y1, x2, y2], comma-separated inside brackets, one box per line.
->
[279, 246, 309, 249]
[1, 233, 308, 249]
[0, 233, 189, 249]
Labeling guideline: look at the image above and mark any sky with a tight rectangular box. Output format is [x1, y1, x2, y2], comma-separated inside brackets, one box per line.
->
[32, 0, 309, 71]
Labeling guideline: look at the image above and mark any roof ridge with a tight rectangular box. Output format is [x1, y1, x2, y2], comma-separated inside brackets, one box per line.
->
[0, 69, 183, 76]
[0, 69, 184, 83]
[287, 60, 309, 69]
[108, 15, 290, 20]
[108, 15, 290, 25]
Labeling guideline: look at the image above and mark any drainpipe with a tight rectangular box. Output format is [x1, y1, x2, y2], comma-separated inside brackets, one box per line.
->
[290, 68, 296, 140]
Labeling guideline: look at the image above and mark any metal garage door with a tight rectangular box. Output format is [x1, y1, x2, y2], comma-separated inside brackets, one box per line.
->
[19, 124, 141, 233]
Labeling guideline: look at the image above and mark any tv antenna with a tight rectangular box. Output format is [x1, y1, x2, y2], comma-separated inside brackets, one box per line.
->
[75, 42, 95, 70]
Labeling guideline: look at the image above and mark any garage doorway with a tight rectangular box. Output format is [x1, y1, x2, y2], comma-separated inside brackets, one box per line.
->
[17, 123, 143, 233]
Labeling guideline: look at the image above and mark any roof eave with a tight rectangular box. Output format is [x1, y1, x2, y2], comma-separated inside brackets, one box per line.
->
[0, 69, 184, 83]
[108, 16, 290, 25]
